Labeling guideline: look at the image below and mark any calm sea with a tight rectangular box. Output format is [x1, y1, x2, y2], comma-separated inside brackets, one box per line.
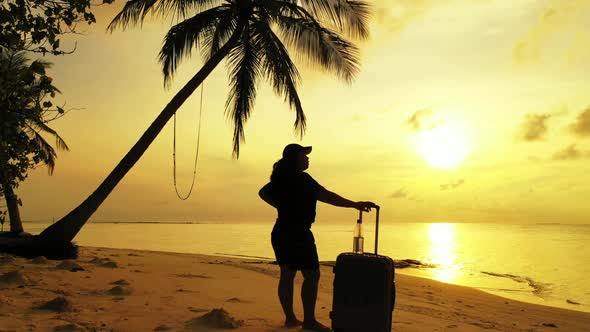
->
[24, 221, 590, 313]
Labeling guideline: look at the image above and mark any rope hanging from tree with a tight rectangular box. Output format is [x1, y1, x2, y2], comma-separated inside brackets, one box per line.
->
[172, 82, 204, 200]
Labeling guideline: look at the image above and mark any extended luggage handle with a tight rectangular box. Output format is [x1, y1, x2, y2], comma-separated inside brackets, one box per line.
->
[358, 205, 380, 255]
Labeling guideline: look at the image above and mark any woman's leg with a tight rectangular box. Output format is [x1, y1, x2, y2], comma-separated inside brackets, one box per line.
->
[278, 264, 300, 325]
[301, 268, 330, 331]
[301, 267, 320, 322]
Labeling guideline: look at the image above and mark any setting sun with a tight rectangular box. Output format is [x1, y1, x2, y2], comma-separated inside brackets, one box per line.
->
[415, 121, 471, 169]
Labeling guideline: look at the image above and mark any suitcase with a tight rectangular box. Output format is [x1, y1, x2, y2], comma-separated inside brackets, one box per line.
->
[330, 207, 396, 332]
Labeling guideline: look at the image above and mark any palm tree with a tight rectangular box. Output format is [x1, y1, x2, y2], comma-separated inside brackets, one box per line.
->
[2, 0, 370, 253]
[0, 49, 69, 235]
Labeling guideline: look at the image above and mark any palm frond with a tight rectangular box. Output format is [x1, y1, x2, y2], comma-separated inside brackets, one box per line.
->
[158, 6, 231, 85]
[108, 0, 223, 31]
[29, 59, 52, 75]
[28, 119, 69, 151]
[298, 0, 370, 39]
[275, 15, 360, 82]
[251, 20, 306, 137]
[25, 125, 57, 174]
[0, 50, 28, 71]
[200, 6, 237, 60]
[107, 0, 159, 31]
[225, 24, 263, 158]
[154, 0, 223, 22]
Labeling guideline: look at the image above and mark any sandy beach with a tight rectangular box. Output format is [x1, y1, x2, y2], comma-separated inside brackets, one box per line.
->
[1, 246, 589, 332]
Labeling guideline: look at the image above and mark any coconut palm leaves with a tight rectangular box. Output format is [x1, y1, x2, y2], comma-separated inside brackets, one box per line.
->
[109, 0, 370, 157]
[0, 48, 69, 233]
[0, 49, 69, 175]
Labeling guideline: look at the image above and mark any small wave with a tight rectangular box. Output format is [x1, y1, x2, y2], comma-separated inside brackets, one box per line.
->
[394, 259, 436, 269]
[481, 271, 552, 298]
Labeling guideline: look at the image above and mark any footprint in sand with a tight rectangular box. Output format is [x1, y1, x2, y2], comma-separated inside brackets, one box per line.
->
[0, 270, 28, 287]
[31, 256, 50, 264]
[176, 288, 194, 293]
[185, 308, 243, 329]
[107, 285, 133, 296]
[89, 257, 118, 268]
[110, 279, 130, 286]
[226, 297, 249, 303]
[35, 296, 74, 312]
[0, 255, 16, 264]
[175, 273, 210, 279]
[56, 260, 85, 272]
[53, 323, 86, 332]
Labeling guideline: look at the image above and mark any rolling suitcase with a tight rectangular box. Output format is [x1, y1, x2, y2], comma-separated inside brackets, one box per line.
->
[330, 207, 396, 332]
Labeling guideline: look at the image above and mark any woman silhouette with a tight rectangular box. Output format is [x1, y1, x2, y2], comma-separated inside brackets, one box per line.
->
[259, 143, 376, 332]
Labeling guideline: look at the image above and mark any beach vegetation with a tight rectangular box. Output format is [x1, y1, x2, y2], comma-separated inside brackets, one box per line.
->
[0, 48, 69, 235]
[0, 0, 112, 55]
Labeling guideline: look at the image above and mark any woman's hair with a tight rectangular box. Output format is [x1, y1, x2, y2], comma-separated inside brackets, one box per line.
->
[270, 157, 298, 182]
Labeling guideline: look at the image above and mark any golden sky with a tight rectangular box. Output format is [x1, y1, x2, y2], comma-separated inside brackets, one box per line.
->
[16, 0, 590, 224]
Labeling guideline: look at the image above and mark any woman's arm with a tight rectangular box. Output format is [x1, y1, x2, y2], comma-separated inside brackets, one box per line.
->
[258, 183, 277, 208]
[317, 187, 376, 211]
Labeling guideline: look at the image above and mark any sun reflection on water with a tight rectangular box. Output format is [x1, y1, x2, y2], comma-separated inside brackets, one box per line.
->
[427, 223, 462, 283]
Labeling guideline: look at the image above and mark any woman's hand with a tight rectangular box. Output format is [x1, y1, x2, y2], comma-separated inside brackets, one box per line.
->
[354, 201, 378, 212]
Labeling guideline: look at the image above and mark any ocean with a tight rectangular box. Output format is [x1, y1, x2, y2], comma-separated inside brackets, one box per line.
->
[24, 221, 590, 313]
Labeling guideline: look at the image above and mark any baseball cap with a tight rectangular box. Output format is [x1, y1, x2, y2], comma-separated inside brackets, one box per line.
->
[282, 143, 312, 159]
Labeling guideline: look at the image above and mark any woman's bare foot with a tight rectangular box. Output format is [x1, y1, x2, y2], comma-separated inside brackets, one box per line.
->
[302, 320, 331, 332]
[284, 317, 303, 327]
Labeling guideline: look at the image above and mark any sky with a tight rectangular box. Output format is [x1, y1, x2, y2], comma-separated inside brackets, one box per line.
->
[12, 0, 590, 225]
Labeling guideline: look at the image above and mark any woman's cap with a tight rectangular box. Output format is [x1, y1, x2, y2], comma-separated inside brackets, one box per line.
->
[282, 143, 312, 159]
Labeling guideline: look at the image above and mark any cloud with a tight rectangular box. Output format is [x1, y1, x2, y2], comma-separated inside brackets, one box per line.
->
[514, 2, 590, 64]
[569, 107, 590, 137]
[372, 0, 440, 35]
[440, 179, 465, 190]
[518, 113, 552, 141]
[406, 108, 433, 131]
[551, 144, 590, 161]
[389, 188, 408, 199]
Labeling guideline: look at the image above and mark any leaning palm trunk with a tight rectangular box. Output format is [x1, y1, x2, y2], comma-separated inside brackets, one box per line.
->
[36, 30, 241, 246]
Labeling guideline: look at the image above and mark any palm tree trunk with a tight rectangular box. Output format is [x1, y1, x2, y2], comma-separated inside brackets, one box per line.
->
[1, 179, 23, 234]
[37, 31, 242, 245]
[0, 151, 24, 234]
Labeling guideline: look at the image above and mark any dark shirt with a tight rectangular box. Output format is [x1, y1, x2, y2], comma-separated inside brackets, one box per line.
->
[262, 172, 323, 229]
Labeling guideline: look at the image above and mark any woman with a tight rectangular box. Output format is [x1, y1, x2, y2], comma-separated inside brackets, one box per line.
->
[259, 143, 376, 332]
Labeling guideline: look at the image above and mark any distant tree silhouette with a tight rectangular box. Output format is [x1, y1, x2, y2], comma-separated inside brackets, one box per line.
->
[0, 0, 370, 255]
[0, 48, 68, 235]
[0, 0, 108, 55]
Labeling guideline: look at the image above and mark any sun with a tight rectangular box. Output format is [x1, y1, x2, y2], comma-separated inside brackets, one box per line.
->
[415, 121, 471, 169]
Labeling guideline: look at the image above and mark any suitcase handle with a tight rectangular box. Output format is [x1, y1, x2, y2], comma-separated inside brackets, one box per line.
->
[358, 205, 380, 255]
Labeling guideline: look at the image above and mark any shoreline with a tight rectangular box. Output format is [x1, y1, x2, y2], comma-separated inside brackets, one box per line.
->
[1, 246, 589, 331]
[20, 222, 590, 316]
[81, 247, 590, 315]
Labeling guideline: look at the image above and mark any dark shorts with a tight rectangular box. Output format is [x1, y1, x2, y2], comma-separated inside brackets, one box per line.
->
[271, 224, 319, 270]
